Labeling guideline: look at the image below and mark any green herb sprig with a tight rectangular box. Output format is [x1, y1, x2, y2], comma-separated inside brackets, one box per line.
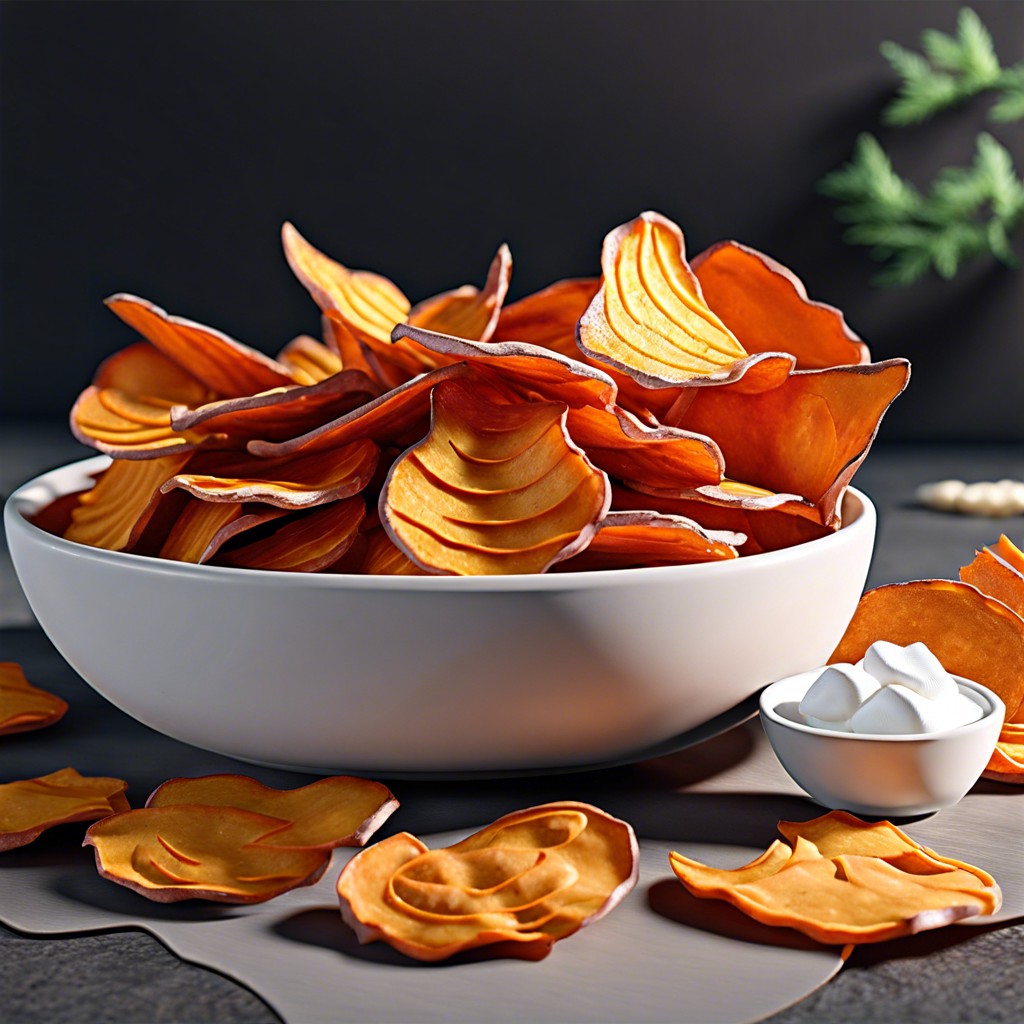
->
[819, 7, 1023, 286]
[881, 7, 1024, 125]
[819, 132, 1024, 286]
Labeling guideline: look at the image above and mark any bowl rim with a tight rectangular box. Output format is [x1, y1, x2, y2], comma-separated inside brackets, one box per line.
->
[759, 669, 1006, 743]
[5, 454, 876, 592]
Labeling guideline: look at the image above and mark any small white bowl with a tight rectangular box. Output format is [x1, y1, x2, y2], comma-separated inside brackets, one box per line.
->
[760, 671, 1005, 817]
[6, 456, 877, 776]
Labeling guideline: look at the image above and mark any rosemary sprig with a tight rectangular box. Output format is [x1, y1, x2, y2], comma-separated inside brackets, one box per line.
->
[818, 132, 1024, 286]
[881, 7, 1024, 125]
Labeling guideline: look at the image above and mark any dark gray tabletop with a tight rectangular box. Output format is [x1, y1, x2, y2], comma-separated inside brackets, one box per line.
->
[2, 422, 1022, 1024]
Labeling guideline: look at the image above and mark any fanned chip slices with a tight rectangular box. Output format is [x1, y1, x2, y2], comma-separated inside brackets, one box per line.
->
[1, 768, 129, 852]
[577, 211, 749, 387]
[146, 774, 398, 850]
[381, 379, 610, 575]
[691, 241, 871, 369]
[84, 805, 330, 903]
[282, 222, 412, 344]
[157, 500, 288, 564]
[0, 663, 68, 736]
[960, 535, 1024, 620]
[64, 453, 193, 551]
[829, 579, 1024, 723]
[71, 343, 215, 457]
[337, 801, 638, 961]
[669, 811, 1000, 945]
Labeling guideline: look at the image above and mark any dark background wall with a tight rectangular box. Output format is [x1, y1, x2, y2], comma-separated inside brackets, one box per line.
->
[2, 0, 1022, 441]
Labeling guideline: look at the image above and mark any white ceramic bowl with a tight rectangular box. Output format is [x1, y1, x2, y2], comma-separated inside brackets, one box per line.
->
[6, 456, 877, 775]
[760, 671, 1005, 817]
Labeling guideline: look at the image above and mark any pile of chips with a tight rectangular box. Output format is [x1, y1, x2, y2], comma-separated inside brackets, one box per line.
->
[42, 210, 910, 574]
[830, 533, 1024, 781]
[670, 810, 1001, 944]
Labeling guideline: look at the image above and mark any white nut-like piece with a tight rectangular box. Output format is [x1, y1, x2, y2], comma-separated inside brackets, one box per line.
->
[915, 478, 1024, 517]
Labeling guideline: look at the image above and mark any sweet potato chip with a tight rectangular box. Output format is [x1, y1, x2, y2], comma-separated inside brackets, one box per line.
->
[983, 722, 1024, 782]
[282, 222, 411, 344]
[577, 211, 748, 385]
[829, 580, 1024, 722]
[381, 379, 610, 575]
[170, 369, 378, 444]
[84, 805, 329, 903]
[157, 499, 288, 564]
[691, 241, 870, 369]
[146, 774, 398, 850]
[337, 801, 638, 961]
[670, 811, 1000, 945]
[1, 768, 129, 852]
[276, 335, 344, 384]
[213, 497, 366, 572]
[359, 527, 429, 575]
[106, 294, 295, 397]
[64, 453, 193, 551]
[162, 439, 379, 510]
[0, 663, 68, 736]
[664, 360, 910, 526]
[247, 363, 470, 458]
[492, 278, 600, 358]
[554, 511, 742, 571]
[392, 324, 619, 410]
[408, 244, 512, 344]
[71, 343, 215, 457]
[564, 404, 723, 490]
[960, 536, 1024, 619]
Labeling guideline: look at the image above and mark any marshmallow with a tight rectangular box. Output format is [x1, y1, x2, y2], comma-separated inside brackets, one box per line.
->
[799, 663, 881, 723]
[862, 640, 959, 701]
[850, 683, 984, 735]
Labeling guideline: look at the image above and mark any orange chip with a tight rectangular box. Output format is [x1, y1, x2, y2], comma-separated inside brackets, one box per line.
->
[84, 805, 330, 903]
[829, 579, 1024, 722]
[162, 439, 379, 510]
[71, 343, 215, 457]
[64, 453, 193, 551]
[146, 774, 398, 850]
[247, 362, 471, 459]
[492, 278, 600, 359]
[282, 222, 412, 344]
[393, 323, 619, 410]
[577, 211, 750, 387]
[157, 499, 289, 564]
[555, 511, 741, 571]
[563, 404, 723, 491]
[381, 379, 610, 575]
[691, 241, 871, 369]
[337, 801, 638, 961]
[1, 768, 129, 852]
[670, 811, 1000, 945]
[408, 244, 512, 344]
[105, 293, 296, 397]
[664, 360, 910, 526]
[0, 663, 68, 736]
[360, 527, 429, 575]
[960, 535, 1024, 620]
[213, 497, 366, 572]
[170, 369, 379, 444]
[275, 335, 344, 384]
